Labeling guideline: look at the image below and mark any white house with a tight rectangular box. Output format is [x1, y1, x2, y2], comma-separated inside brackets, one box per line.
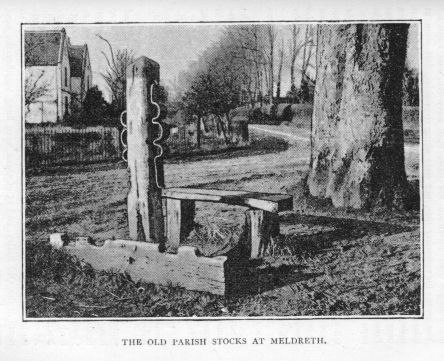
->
[24, 28, 92, 123]
[25, 29, 71, 123]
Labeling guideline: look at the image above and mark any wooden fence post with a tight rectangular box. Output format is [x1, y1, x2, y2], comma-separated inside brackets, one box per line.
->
[126, 56, 165, 249]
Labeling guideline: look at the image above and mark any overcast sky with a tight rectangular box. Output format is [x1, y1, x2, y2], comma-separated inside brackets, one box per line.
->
[24, 23, 420, 101]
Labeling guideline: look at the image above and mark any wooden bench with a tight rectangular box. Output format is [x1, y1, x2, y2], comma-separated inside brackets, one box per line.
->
[162, 188, 293, 259]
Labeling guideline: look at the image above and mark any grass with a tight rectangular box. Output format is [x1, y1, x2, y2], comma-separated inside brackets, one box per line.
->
[26, 221, 420, 318]
[26, 241, 225, 318]
[25, 128, 421, 317]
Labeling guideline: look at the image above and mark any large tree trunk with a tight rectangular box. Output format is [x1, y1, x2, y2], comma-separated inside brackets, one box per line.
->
[307, 24, 409, 209]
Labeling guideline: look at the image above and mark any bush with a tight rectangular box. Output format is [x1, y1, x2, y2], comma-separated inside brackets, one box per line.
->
[248, 104, 279, 124]
[229, 106, 249, 120]
[276, 103, 292, 123]
[402, 106, 419, 125]
[65, 86, 118, 128]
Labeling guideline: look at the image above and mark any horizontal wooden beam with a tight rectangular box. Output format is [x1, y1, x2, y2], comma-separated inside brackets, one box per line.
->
[162, 188, 293, 213]
[58, 237, 227, 296]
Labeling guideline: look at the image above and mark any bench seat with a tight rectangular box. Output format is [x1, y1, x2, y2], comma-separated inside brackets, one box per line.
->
[162, 187, 293, 259]
[161, 188, 293, 213]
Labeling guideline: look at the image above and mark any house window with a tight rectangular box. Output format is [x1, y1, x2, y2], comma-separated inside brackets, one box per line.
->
[64, 67, 68, 87]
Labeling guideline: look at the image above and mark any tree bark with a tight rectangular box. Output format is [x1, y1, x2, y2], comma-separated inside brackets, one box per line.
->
[196, 115, 202, 149]
[307, 24, 410, 209]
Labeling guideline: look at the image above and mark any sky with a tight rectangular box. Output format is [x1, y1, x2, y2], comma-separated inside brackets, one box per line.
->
[24, 23, 420, 101]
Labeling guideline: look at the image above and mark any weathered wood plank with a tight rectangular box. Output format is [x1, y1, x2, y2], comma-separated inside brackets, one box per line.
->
[126, 56, 165, 246]
[245, 210, 279, 259]
[162, 188, 293, 213]
[166, 198, 195, 251]
[61, 238, 227, 295]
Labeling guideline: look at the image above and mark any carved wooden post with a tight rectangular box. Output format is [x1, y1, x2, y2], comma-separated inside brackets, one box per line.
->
[126, 56, 165, 250]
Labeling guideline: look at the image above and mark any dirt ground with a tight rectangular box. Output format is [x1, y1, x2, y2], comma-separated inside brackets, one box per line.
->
[25, 126, 421, 317]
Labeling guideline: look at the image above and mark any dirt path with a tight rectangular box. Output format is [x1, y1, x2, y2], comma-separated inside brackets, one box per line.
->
[249, 125, 311, 143]
[165, 128, 309, 188]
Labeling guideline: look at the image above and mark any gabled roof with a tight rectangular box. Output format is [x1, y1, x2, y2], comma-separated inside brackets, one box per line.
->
[68, 44, 86, 77]
[25, 29, 65, 66]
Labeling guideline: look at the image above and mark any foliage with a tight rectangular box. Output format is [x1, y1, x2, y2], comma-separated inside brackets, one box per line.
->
[65, 86, 117, 127]
[97, 34, 135, 115]
[25, 70, 50, 112]
[82, 86, 113, 125]
[155, 84, 169, 104]
[180, 24, 318, 121]
[403, 67, 419, 106]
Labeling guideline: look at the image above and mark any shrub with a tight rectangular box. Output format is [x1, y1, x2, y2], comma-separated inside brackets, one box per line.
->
[276, 103, 292, 123]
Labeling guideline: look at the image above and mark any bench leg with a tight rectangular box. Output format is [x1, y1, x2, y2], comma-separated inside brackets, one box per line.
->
[166, 198, 195, 252]
[245, 209, 279, 259]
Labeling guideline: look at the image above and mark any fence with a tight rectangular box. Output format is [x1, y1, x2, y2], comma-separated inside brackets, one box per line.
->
[166, 116, 249, 156]
[25, 119, 249, 169]
[25, 125, 120, 168]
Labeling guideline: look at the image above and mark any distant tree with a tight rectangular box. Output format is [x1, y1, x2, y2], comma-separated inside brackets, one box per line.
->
[289, 25, 305, 91]
[286, 85, 300, 104]
[265, 25, 277, 105]
[300, 25, 316, 90]
[403, 67, 419, 106]
[68, 86, 113, 127]
[223, 25, 266, 106]
[96, 34, 135, 115]
[182, 74, 208, 148]
[155, 84, 169, 104]
[276, 40, 285, 100]
[182, 59, 240, 147]
[24, 70, 49, 114]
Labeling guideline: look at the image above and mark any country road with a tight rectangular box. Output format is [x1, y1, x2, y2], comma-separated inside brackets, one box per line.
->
[249, 125, 311, 143]
[165, 127, 310, 188]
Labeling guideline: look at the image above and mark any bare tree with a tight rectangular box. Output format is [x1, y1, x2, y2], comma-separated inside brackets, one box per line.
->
[97, 34, 135, 114]
[289, 25, 305, 92]
[300, 25, 316, 87]
[265, 25, 277, 104]
[222, 25, 266, 106]
[24, 70, 49, 114]
[276, 39, 285, 100]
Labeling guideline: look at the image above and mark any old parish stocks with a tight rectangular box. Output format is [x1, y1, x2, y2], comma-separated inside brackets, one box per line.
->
[122, 338, 244, 346]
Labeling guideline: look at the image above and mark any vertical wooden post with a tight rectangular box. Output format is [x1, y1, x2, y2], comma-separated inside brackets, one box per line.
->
[245, 210, 279, 259]
[166, 198, 195, 252]
[126, 56, 165, 249]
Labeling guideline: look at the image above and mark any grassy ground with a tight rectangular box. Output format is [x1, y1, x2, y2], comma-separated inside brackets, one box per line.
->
[25, 127, 421, 317]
